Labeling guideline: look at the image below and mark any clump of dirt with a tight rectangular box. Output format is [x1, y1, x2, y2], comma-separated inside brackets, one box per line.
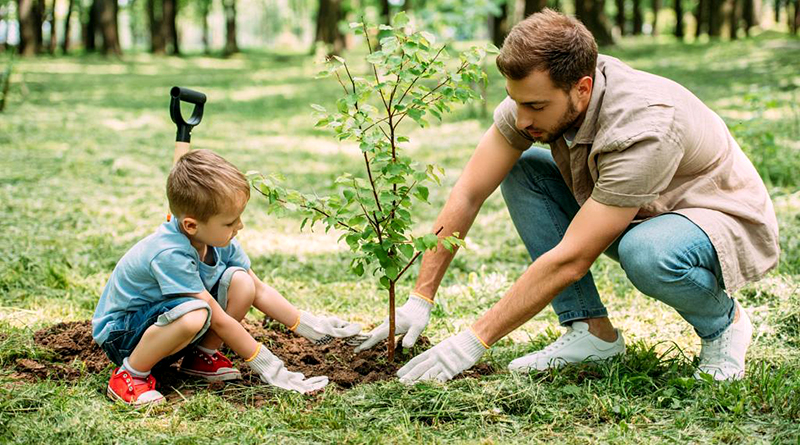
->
[14, 319, 494, 394]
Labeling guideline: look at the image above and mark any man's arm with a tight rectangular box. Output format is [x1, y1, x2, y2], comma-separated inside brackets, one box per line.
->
[472, 198, 639, 345]
[414, 124, 523, 299]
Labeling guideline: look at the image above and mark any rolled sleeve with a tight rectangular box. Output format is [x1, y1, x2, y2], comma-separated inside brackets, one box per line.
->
[493, 97, 534, 151]
[591, 134, 683, 208]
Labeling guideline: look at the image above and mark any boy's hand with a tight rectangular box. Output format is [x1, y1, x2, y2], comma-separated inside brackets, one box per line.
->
[354, 293, 432, 352]
[292, 311, 362, 345]
[247, 344, 328, 393]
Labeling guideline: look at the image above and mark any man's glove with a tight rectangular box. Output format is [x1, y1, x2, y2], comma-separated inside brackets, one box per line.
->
[396, 330, 487, 383]
[354, 293, 432, 352]
[291, 311, 362, 345]
[247, 344, 329, 393]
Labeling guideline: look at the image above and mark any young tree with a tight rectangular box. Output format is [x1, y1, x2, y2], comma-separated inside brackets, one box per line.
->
[252, 14, 492, 361]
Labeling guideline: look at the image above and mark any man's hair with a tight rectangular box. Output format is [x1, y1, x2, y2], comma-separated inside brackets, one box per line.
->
[167, 149, 250, 222]
[495, 9, 598, 91]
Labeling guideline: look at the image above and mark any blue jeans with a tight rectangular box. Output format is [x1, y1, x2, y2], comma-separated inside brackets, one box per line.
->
[500, 147, 735, 340]
[100, 266, 244, 367]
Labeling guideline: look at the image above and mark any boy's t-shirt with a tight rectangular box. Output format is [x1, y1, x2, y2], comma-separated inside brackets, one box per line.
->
[92, 217, 251, 346]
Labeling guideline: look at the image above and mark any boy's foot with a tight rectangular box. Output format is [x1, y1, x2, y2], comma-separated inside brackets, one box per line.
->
[107, 368, 165, 405]
[694, 300, 752, 381]
[508, 322, 626, 372]
[180, 348, 241, 381]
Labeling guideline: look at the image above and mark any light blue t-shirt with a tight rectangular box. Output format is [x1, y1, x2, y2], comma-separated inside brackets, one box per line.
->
[92, 218, 251, 345]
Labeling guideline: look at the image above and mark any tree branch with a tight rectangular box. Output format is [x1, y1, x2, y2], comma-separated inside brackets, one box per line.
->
[395, 226, 444, 282]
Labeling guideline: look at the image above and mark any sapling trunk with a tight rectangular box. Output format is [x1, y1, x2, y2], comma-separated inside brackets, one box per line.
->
[388, 280, 396, 361]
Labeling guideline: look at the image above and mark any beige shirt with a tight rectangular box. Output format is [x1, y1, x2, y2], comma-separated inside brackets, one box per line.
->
[493, 54, 779, 292]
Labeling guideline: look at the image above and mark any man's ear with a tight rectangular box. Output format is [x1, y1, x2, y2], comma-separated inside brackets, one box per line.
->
[576, 75, 593, 103]
[180, 217, 199, 235]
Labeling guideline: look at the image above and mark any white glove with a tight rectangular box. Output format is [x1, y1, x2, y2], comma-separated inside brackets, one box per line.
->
[354, 293, 432, 352]
[247, 344, 329, 394]
[396, 330, 487, 384]
[291, 311, 362, 345]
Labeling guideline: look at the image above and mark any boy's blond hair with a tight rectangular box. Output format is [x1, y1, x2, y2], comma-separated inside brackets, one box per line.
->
[167, 149, 250, 222]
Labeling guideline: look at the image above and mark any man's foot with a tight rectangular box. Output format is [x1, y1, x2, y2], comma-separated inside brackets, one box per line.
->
[694, 300, 752, 381]
[107, 367, 165, 405]
[179, 348, 241, 381]
[508, 322, 626, 372]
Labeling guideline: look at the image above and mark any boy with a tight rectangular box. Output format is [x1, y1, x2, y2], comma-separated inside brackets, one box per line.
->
[92, 149, 361, 405]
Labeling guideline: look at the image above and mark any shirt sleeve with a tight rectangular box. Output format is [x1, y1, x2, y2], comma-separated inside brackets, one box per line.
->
[223, 239, 251, 270]
[591, 133, 683, 208]
[150, 249, 205, 296]
[492, 96, 534, 151]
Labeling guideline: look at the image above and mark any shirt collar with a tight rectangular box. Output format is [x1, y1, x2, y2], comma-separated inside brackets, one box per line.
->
[572, 66, 606, 146]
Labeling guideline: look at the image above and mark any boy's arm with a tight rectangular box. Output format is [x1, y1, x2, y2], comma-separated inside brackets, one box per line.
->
[248, 269, 300, 327]
[248, 269, 362, 342]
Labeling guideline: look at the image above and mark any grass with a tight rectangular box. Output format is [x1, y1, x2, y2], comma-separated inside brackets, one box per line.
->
[1, 32, 799, 443]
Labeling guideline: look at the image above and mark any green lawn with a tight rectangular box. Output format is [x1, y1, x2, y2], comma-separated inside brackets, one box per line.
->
[1, 32, 799, 443]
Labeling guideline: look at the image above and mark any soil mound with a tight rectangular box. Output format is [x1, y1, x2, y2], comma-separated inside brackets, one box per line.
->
[13, 319, 494, 393]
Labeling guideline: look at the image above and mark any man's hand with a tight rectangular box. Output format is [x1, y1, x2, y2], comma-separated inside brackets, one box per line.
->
[396, 330, 487, 383]
[292, 311, 362, 345]
[354, 293, 433, 352]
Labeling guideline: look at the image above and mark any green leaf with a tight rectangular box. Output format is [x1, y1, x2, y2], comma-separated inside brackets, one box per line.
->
[397, 136, 409, 142]
[380, 276, 391, 289]
[349, 22, 363, 29]
[422, 233, 439, 249]
[311, 103, 327, 112]
[353, 261, 365, 276]
[392, 11, 409, 27]
[414, 186, 429, 202]
[379, 24, 393, 31]
[399, 243, 414, 260]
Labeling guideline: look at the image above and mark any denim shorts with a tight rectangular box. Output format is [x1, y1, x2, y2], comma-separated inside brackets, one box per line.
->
[100, 266, 245, 367]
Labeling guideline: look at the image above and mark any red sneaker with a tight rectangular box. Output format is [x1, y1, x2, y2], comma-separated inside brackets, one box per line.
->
[106, 368, 165, 405]
[179, 348, 241, 381]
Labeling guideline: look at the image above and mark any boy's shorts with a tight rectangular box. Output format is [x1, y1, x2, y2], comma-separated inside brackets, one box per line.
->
[100, 266, 247, 367]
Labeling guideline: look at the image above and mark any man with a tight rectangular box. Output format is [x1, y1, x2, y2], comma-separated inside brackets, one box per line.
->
[355, 9, 779, 383]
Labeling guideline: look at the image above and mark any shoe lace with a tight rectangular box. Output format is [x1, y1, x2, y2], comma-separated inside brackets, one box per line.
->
[540, 327, 577, 354]
[699, 330, 732, 366]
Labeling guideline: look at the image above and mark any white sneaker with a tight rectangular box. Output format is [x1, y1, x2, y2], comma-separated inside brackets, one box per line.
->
[508, 322, 625, 372]
[694, 300, 752, 381]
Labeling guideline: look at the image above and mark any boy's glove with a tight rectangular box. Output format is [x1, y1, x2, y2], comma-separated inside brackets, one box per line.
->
[247, 344, 328, 394]
[291, 311, 362, 345]
[397, 330, 487, 384]
[354, 293, 432, 352]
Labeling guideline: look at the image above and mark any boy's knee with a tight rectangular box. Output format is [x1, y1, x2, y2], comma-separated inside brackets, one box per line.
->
[229, 270, 256, 304]
[175, 308, 209, 336]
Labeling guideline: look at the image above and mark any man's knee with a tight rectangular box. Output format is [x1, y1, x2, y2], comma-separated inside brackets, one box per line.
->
[618, 231, 681, 295]
[228, 270, 256, 305]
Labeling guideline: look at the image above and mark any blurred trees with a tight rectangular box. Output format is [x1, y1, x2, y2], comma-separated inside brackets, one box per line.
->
[4, 0, 799, 57]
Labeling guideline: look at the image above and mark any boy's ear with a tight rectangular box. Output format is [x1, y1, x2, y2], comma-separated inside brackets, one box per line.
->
[180, 217, 199, 235]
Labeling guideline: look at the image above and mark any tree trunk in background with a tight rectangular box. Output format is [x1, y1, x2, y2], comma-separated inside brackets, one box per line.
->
[62, 0, 75, 53]
[742, 0, 753, 35]
[85, 0, 99, 52]
[576, 0, 615, 45]
[615, 0, 626, 35]
[709, 0, 723, 36]
[728, 0, 740, 38]
[632, 0, 643, 34]
[17, 0, 38, 55]
[99, 0, 121, 55]
[200, 0, 211, 54]
[34, 0, 44, 49]
[148, 0, 165, 53]
[793, 0, 799, 33]
[46, 0, 56, 53]
[223, 0, 238, 55]
[488, 0, 509, 48]
[380, 0, 390, 24]
[774, 0, 779, 22]
[0, 7, 7, 52]
[314, 0, 344, 54]
[695, 0, 707, 36]
[524, 0, 547, 17]
[652, 0, 660, 34]
[675, 0, 685, 38]
[161, 0, 178, 54]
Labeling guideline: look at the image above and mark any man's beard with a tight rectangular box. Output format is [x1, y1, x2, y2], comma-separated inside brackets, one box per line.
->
[528, 97, 581, 144]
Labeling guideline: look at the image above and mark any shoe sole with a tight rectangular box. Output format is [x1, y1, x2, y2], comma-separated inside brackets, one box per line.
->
[179, 368, 242, 382]
[106, 386, 165, 406]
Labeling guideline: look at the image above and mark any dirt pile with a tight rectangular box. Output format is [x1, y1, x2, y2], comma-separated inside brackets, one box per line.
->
[13, 319, 494, 391]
